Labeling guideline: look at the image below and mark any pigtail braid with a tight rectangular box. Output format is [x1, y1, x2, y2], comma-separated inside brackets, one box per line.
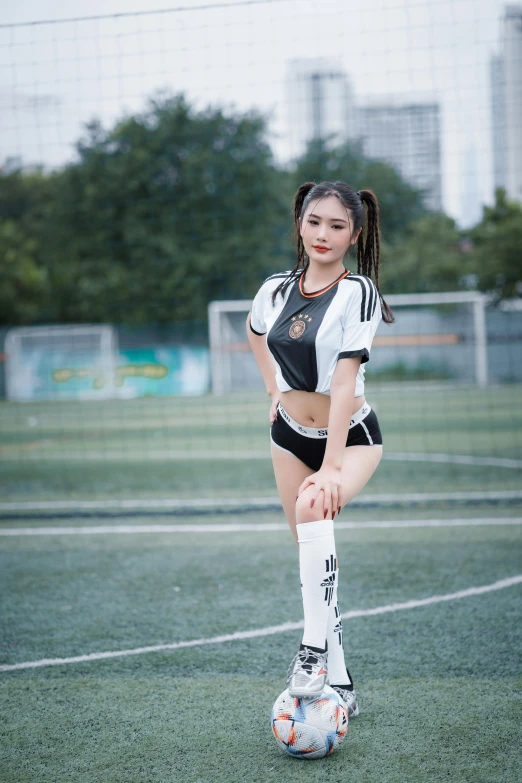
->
[271, 182, 316, 304]
[357, 189, 395, 324]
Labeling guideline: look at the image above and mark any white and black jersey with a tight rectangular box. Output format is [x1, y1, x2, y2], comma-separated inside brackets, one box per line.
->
[249, 269, 382, 397]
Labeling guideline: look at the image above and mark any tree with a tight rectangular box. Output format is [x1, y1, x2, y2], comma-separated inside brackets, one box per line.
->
[464, 188, 522, 302]
[2, 97, 481, 325]
[381, 212, 466, 294]
[0, 220, 46, 324]
[288, 137, 426, 245]
[0, 168, 54, 325]
[43, 94, 288, 323]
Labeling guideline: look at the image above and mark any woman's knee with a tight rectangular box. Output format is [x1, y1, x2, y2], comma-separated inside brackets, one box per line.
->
[295, 487, 327, 524]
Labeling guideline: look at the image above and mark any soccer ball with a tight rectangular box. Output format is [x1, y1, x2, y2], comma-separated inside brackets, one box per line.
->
[271, 685, 349, 759]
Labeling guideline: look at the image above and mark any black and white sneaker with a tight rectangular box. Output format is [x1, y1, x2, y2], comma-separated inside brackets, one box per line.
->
[331, 685, 359, 717]
[286, 646, 328, 698]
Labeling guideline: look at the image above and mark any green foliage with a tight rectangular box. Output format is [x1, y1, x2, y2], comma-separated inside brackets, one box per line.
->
[0, 219, 46, 324]
[40, 94, 287, 324]
[289, 137, 426, 244]
[5, 95, 519, 325]
[0, 169, 57, 323]
[381, 211, 466, 293]
[464, 188, 522, 302]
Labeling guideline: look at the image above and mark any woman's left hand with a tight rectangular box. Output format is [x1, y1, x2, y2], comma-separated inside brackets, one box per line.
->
[297, 466, 342, 520]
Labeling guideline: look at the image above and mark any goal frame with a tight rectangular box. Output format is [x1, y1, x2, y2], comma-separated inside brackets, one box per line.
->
[208, 291, 489, 395]
[5, 324, 120, 402]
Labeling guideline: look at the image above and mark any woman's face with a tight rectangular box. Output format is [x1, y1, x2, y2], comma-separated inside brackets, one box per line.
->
[299, 195, 360, 266]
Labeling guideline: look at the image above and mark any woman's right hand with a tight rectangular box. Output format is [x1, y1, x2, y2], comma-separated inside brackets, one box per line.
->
[269, 390, 280, 425]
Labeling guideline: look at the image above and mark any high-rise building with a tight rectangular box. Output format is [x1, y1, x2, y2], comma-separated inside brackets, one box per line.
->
[491, 54, 508, 192]
[460, 145, 483, 228]
[491, 5, 522, 203]
[285, 58, 357, 159]
[285, 60, 442, 212]
[356, 97, 442, 212]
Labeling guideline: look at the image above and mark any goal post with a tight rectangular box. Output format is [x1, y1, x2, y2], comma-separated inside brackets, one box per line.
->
[208, 300, 254, 396]
[5, 324, 122, 402]
[382, 291, 488, 388]
[208, 291, 489, 395]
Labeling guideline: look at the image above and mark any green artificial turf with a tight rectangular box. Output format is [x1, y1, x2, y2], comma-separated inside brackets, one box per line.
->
[1, 518, 521, 782]
[1, 457, 522, 505]
[1, 385, 521, 503]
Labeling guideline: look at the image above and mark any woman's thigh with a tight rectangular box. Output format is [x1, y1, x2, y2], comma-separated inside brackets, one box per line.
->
[294, 445, 384, 526]
[339, 444, 383, 507]
[270, 440, 314, 545]
[271, 440, 383, 543]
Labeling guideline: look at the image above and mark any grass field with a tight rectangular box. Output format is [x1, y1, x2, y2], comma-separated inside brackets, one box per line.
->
[1, 383, 521, 781]
[1, 384, 521, 505]
[1, 511, 521, 782]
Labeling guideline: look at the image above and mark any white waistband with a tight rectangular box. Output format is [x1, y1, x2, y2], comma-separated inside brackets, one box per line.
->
[276, 402, 372, 439]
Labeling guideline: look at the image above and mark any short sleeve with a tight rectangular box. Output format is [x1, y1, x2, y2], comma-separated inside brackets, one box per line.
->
[249, 282, 269, 335]
[338, 277, 382, 364]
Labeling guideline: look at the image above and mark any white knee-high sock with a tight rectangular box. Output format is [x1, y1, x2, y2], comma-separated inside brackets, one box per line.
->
[325, 569, 353, 687]
[297, 519, 337, 651]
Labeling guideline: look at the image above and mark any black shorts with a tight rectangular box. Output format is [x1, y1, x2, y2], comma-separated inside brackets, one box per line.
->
[270, 401, 383, 473]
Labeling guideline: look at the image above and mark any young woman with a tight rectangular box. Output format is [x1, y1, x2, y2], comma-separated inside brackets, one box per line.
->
[246, 180, 394, 717]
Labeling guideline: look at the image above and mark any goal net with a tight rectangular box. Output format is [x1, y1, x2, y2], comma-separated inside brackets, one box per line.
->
[208, 291, 488, 395]
[5, 325, 122, 402]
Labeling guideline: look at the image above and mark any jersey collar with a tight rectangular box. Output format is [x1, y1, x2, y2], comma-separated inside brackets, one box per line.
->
[299, 269, 351, 298]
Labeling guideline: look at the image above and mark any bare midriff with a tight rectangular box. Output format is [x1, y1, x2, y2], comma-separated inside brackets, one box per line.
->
[279, 389, 366, 429]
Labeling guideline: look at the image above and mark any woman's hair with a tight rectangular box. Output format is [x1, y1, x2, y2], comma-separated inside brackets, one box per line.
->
[271, 180, 394, 324]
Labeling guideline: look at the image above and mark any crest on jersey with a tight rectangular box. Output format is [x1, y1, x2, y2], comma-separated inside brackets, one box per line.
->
[289, 313, 312, 338]
[289, 320, 306, 338]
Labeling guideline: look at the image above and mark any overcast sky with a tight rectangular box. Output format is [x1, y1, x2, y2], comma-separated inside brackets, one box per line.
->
[0, 0, 510, 224]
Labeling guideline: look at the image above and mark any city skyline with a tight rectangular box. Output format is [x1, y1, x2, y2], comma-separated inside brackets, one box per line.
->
[0, 0, 514, 226]
[285, 57, 442, 212]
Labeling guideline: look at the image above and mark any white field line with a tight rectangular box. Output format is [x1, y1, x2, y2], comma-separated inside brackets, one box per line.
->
[1, 490, 522, 514]
[1, 575, 520, 673]
[1, 518, 522, 536]
[1, 450, 521, 468]
[384, 453, 522, 469]
[0, 450, 261, 461]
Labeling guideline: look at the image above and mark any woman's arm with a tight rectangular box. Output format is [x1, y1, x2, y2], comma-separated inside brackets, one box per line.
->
[297, 356, 361, 518]
[246, 312, 280, 423]
[322, 357, 361, 470]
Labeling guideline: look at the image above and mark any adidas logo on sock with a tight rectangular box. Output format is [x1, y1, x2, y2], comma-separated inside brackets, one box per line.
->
[334, 621, 343, 644]
[321, 574, 336, 605]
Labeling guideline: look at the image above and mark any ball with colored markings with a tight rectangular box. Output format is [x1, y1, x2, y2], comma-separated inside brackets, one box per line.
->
[271, 685, 349, 759]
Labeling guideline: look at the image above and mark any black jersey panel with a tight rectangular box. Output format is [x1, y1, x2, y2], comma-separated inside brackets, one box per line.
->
[267, 281, 340, 392]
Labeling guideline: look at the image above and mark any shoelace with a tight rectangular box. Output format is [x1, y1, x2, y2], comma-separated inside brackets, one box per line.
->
[287, 647, 325, 682]
[332, 686, 352, 701]
[297, 647, 321, 674]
